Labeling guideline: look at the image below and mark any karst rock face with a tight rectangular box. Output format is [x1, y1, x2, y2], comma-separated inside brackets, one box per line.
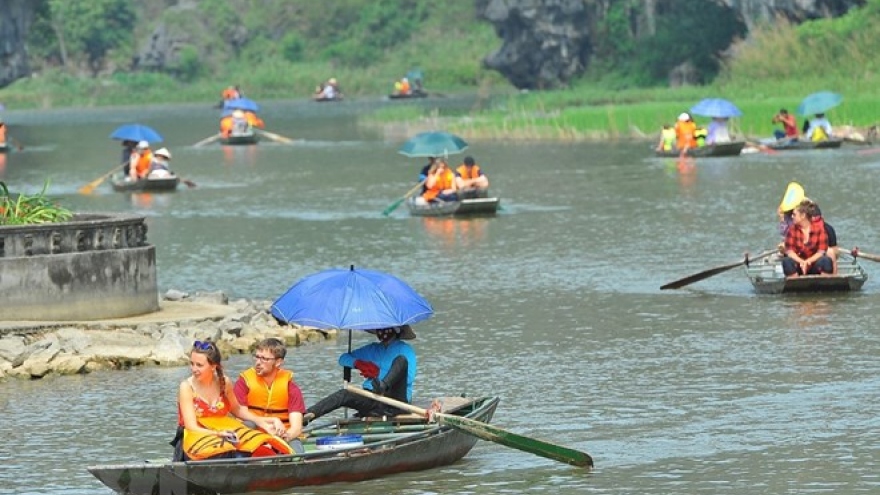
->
[0, 0, 34, 87]
[476, 0, 864, 89]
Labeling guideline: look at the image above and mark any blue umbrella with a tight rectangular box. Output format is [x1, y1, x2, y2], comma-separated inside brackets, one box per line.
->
[109, 123, 163, 143]
[223, 97, 260, 112]
[796, 91, 842, 116]
[398, 131, 468, 158]
[270, 266, 434, 330]
[689, 98, 742, 118]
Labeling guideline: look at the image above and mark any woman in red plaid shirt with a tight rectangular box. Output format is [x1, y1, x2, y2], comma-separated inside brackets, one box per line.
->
[782, 201, 834, 277]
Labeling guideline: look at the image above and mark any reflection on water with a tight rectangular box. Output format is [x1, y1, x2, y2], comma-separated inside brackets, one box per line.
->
[2, 104, 880, 494]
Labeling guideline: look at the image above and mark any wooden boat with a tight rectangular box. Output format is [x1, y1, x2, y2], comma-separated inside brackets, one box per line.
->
[388, 90, 428, 99]
[407, 196, 500, 217]
[744, 252, 868, 294]
[765, 138, 843, 150]
[0, 143, 10, 153]
[220, 132, 259, 146]
[88, 396, 499, 495]
[111, 174, 180, 192]
[655, 141, 746, 158]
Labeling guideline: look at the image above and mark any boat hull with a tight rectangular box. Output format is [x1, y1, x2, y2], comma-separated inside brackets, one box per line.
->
[655, 141, 745, 158]
[766, 138, 843, 150]
[111, 175, 180, 192]
[388, 91, 428, 99]
[88, 396, 499, 495]
[407, 197, 500, 217]
[744, 254, 868, 294]
[220, 133, 259, 145]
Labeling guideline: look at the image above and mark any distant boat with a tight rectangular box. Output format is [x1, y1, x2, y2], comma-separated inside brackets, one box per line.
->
[111, 174, 180, 192]
[388, 90, 429, 100]
[407, 196, 501, 217]
[220, 132, 259, 145]
[765, 138, 843, 151]
[655, 141, 745, 158]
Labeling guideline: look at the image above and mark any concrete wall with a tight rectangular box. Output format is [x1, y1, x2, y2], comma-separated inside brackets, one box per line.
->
[0, 213, 159, 321]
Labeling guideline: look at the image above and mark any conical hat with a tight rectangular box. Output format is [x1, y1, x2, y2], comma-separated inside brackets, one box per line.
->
[778, 181, 805, 213]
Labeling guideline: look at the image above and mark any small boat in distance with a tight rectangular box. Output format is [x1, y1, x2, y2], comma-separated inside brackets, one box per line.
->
[220, 132, 259, 145]
[765, 138, 843, 151]
[407, 196, 501, 217]
[655, 141, 746, 158]
[111, 174, 180, 193]
[388, 90, 429, 100]
[88, 396, 499, 495]
[744, 252, 867, 294]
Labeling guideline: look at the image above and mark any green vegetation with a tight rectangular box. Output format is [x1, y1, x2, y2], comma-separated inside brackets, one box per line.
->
[0, 181, 73, 225]
[3, 0, 880, 141]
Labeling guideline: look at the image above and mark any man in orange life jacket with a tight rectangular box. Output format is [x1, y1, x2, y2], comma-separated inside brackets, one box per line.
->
[128, 141, 153, 180]
[234, 338, 306, 443]
[455, 155, 489, 199]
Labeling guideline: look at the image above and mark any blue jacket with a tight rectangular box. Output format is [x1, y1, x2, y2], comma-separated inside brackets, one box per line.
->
[339, 339, 417, 402]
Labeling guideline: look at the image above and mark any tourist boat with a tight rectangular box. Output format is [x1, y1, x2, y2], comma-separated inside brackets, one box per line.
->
[220, 132, 259, 145]
[744, 252, 868, 294]
[111, 174, 180, 192]
[387, 90, 429, 100]
[765, 138, 843, 151]
[407, 197, 501, 217]
[0, 143, 10, 153]
[654, 141, 746, 158]
[88, 396, 498, 495]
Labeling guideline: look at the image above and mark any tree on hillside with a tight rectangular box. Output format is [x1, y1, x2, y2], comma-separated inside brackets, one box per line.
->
[36, 0, 135, 76]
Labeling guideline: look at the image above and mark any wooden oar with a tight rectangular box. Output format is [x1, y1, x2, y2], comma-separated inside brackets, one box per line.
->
[255, 128, 295, 144]
[848, 247, 880, 263]
[660, 249, 776, 290]
[193, 133, 221, 148]
[382, 180, 426, 217]
[180, 178, 197, 188]
[345, 384, 594, 468]
[78, 165, 123, 195]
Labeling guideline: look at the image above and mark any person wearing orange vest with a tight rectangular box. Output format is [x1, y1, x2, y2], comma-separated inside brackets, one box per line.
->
[420, 158, 458, 204]
[222, 85, 241, 100]
[674, 112, 697, 152]
[172, 340, 290, 461]
[234, 338, 306, 444]
[129, 141, 154, 180]
[244, 110, 265, 129]
[455, 155, 489, 198]
[0, 117, 7, 148]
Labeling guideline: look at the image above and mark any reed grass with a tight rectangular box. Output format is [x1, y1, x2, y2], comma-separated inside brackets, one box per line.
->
[0, 180, 72, 225]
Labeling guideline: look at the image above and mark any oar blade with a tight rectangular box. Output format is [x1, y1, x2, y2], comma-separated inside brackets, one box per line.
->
[382, 197, 406, 216]
[660, 250, 777, 290]
[438, 413, 593, 468]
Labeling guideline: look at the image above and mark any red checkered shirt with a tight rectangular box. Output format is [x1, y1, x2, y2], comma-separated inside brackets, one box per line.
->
[784, 218, 828, 259]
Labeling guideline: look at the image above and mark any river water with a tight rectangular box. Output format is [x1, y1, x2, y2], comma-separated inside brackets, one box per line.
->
[2, 98, 880, 494]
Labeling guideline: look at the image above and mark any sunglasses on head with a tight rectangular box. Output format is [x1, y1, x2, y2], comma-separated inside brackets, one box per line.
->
[193, 340, 215, 351]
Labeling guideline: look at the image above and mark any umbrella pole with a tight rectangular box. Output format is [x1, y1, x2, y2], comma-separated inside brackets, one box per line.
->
[343, 329, 353, 419]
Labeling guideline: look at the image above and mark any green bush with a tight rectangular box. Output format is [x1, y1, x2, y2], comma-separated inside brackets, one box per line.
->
[281, 32, 305, 63]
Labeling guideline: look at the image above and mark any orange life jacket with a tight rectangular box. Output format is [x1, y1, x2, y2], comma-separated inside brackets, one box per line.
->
[134, 151, 153, 178]
[245, 112, 265, 129]
[240, 368, 293, 426]
[0, 124, 6, 145]
[423, 169, 455, 202]
[222, 87, 239, 100]
[220, 116, 234, 137]
[675, 121, 697, 149]
[182, 415, 293, 460]
[456, 164, 481, 180]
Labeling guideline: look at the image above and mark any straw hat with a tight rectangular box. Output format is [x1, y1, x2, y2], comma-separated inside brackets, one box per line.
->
[154, 148, 171, 159]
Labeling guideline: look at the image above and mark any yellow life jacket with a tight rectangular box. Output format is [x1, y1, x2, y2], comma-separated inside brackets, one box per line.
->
[694, 128, 708, 147]
[182, 415, 292, 460]
[811, 125, 828, 142]
[661, 128, 676, 151]
[456, 164, 482, 180]
[240, 368, 293, 426]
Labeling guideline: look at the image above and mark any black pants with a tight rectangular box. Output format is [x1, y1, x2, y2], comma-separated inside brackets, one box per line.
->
[307, 355, 409, 420]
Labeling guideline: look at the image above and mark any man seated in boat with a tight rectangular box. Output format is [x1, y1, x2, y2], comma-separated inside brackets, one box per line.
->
[128, 141, 153, 180]
[777, 183, 839, 273]
[304, 326, 417, 424]
[674, 112, 697, 153]
[234, 338, 306, 447]
[455, 155, 489, 199]
[804, 113, 833, 142]
[147, 147, 173, 178]
[172, 340, 292, 461]
[243, 110, 265, 130]
[706, 117, 732, 144]
[415, 158, 458, 205]
[393, 77, 411, 96]
[781, 201, 834, 278]
[771, 108, 799, 141]
[656, 124, 676, 151]
[314, 78, 342, 100]
[220, 110, 251, 138]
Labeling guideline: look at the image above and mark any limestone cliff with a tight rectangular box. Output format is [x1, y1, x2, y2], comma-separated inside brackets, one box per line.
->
[476, 0, 865, 89]
[0, 0, 34, 87]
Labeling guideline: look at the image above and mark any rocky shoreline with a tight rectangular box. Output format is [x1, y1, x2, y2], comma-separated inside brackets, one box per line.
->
[0, 289, 336, 380]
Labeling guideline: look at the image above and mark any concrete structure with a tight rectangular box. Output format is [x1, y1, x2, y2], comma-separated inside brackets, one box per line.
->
[0, 212, 158, 321]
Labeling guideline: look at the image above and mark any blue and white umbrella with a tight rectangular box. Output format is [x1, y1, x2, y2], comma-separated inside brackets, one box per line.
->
[109, 123, 163, 143]
[689, 98, 742, 118]
[796, 91, 842, 116]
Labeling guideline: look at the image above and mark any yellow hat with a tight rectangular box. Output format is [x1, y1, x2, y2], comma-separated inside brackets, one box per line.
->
[778, 181, 805, 213]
